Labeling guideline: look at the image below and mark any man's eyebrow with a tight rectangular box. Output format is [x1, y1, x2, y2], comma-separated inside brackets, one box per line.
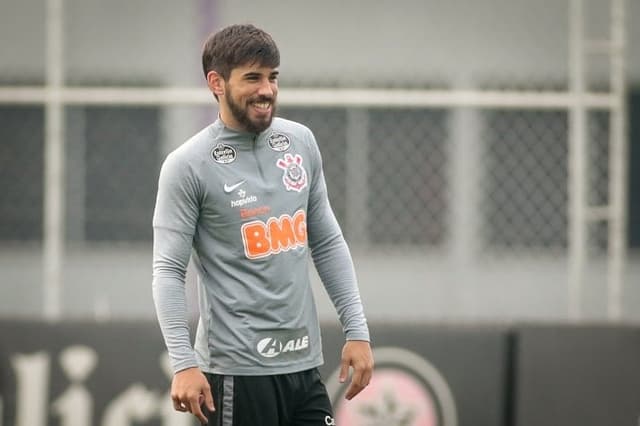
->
[242, 70, 279, 78]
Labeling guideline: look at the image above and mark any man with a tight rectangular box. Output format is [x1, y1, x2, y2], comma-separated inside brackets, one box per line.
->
[152, 24, 373, 425]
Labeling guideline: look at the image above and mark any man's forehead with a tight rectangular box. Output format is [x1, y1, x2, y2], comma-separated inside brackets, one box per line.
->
[232, 62, 279, 75]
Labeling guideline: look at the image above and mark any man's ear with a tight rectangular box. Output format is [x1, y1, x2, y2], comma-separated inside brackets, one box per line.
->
[206, 70, 224, 98]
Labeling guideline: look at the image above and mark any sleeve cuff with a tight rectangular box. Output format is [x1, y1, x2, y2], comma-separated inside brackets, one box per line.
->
[345, 330, 370, 342]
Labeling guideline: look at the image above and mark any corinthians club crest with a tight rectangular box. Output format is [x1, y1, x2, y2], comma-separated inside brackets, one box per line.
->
[276, 153, 308, 192]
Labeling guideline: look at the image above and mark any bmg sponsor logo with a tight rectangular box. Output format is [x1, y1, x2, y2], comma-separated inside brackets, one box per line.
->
[241, 210, 307, 259]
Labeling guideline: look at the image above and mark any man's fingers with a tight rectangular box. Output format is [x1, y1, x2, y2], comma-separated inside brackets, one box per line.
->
[172, 396, 187, 412]
[190, 398, 208, 425]
[170, 367, 214, 422]
[204, 388, 216, 412]
[345, 382, 365, 400]
[362, 372, 372, 387]
[345, 368, 365, 400]
[351, 368, 364, 388]
[339, 340, 375, 400]
[359, 366, 373, 387]
[171, 393, 209, 424]
[339, 360, 350, 383]
[173, 402, 188, 412]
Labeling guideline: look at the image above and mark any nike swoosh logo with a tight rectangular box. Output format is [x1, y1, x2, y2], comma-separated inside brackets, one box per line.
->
[223, 180, 246, 193]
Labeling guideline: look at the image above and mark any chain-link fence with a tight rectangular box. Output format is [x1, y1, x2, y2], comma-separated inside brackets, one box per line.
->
[1, 102, 634, 321]
[480, 110, 569, 252]
[0, 106, 44, 241]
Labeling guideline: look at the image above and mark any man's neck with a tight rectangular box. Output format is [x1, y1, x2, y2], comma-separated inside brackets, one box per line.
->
[218, 111, 245, 133]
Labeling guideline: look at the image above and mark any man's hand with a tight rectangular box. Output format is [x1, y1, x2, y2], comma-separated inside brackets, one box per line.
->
[339, 340, 374, 400]
[171, 367, 215, 424]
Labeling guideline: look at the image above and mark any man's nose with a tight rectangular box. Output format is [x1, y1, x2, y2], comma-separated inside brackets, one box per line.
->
[257, 78, 275, 97]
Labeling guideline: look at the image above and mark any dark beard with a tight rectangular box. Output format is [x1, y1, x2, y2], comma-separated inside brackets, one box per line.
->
[225, 91, 276, 134]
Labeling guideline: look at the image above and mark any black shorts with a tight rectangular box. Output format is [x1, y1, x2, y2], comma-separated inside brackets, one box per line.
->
[204, 368, 334, 426]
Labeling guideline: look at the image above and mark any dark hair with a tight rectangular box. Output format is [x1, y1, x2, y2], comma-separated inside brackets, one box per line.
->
[202, 24, 280, 80]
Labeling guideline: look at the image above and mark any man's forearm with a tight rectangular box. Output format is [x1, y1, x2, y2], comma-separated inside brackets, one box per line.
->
[152, 226, 198, 372]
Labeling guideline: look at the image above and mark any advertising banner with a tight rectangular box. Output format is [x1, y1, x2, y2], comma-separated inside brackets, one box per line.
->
[0, 321, 509, 426]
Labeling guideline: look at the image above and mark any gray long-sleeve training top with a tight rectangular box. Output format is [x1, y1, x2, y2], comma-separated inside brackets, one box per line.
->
[152, 117, 370, 375]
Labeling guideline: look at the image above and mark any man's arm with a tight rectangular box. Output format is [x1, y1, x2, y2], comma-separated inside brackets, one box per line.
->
[307, 197, 374, 400]
[152, 227, 197, 372]
[152, 152, 214, 423]
[153, 227, 214, 422]
[304, 128, 374, 399]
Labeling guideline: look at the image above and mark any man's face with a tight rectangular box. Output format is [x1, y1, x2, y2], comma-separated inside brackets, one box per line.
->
[221, 63, 279, 134]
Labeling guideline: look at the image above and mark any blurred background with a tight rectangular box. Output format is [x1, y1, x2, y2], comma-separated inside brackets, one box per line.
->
[0, 0, 638, 323]
[1, 1, 640, 425]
